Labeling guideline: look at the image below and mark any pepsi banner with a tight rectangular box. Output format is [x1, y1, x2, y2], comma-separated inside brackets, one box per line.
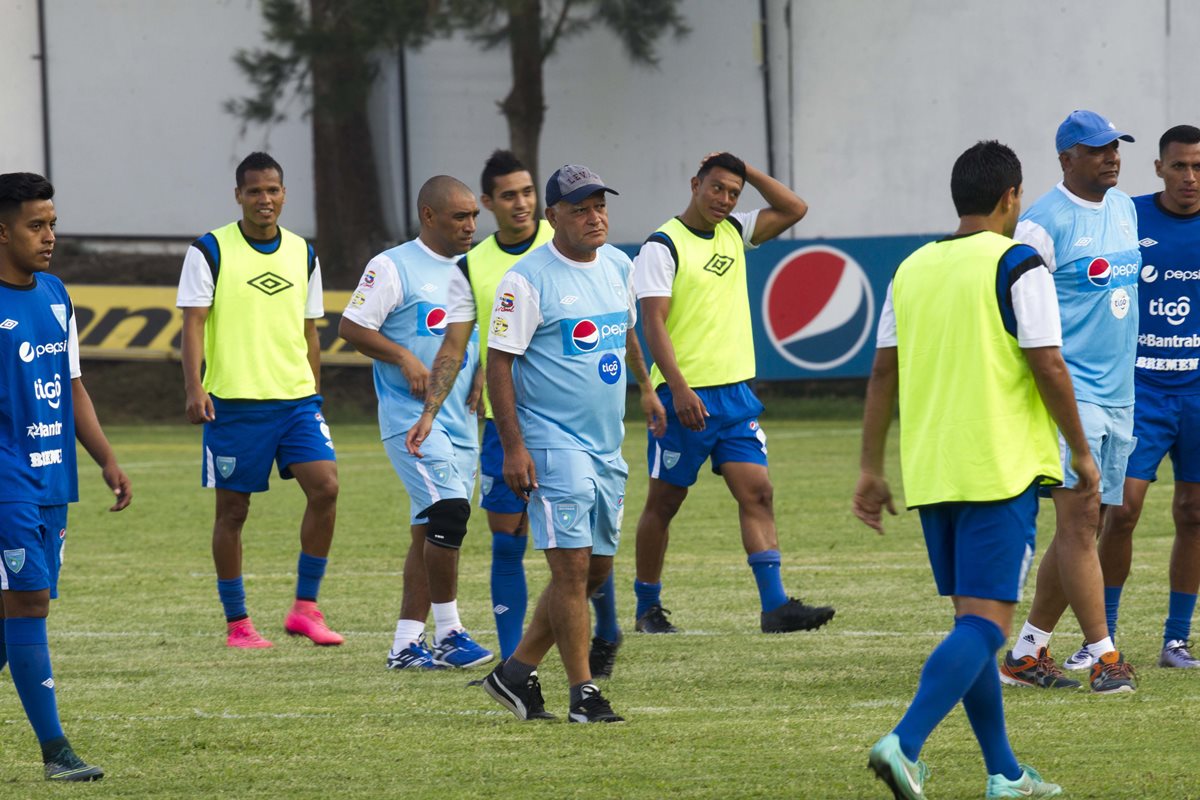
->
[616, 234, 938, 381]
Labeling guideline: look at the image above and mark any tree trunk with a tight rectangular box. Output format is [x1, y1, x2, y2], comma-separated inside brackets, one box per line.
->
[502, 0, 546, 193]
[308, 0, 389, 288]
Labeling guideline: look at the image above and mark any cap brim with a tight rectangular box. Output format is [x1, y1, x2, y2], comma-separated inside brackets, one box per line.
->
[559, 185, 619, 205]
[1075, 130, 1136, 148]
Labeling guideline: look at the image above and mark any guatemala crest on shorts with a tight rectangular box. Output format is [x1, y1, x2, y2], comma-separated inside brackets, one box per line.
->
[215, 456, 237, 479]
[555, 502, 579, 528]
[3, 549, 26, 573]
[662, 450, 681, 470]
[480, 475, 494, 496]
[430, 462, 451, 484]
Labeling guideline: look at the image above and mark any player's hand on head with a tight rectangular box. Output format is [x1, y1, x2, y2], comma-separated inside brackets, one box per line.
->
[103, 463, 132, 511]
[502, 446, 538, 502]
[853, 472, 895, 535]
[405, 414, 432, 458]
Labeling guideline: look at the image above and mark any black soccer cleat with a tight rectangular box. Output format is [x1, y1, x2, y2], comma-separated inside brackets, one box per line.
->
[568, 683, 624, 723]
[635, 605, 678, 634]
[760, 598, 835, 633]
[44, 746, 104, 782]
[588, 633, 623, 679]
[482, 662, 556, 720]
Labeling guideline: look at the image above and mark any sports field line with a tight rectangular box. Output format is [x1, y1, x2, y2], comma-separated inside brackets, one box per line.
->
[50, 628, 948, 640]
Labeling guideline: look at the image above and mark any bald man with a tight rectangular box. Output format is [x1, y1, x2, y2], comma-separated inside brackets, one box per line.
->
[340, 175, 494, 670]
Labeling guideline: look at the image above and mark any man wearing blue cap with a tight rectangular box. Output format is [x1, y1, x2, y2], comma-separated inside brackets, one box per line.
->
[480, 165, 664, 723]
[1000, 110, 1139, 694]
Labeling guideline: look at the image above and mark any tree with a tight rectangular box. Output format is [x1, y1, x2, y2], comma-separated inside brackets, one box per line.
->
[227, 0, 688, 285]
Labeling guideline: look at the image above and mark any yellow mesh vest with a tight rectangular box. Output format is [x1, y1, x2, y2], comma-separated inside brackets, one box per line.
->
[203, 221, 316, 400]
[466, 221, 553, 417]
[649, 217, 755, 388]
[892, 231, 1062, 506]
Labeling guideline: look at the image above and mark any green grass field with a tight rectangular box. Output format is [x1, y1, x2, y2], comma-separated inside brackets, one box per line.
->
[2, 411, 1197, 798]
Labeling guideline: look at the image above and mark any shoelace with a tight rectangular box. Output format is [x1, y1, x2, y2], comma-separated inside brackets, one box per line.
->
[1036, 650, 1067, 678]
[1101, 658, 1136, 680]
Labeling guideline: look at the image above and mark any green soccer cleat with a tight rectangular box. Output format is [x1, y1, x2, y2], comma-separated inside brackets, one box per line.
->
[987, 763, 1062, 798]
[868, 733, 928, 800]
[44, 746, 104, 782]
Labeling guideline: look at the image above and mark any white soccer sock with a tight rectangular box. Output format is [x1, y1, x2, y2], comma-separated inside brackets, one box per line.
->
[1011, 621, 1053, 660]
[432, 601, 463, 644]
[1086, 636, 1116, 660]
[392, 618, 425, 652]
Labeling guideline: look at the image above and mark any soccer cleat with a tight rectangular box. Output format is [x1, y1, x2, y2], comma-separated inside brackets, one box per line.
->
[284, 600, 345, 646]
[998, 647, 1081, 689]
[482, 662, 556, 720]
[987, 763, 1062, 798]
[635, 605, 678, 633]
[432, 629, 494, 668]
[1062, 640, 1095, 671]
[1159, 639, 1200, 669]
[226, 617, 273, 649]
[1090, 649, 1136, 694]
[386, 634, 444, 670]
[44, 747, 104, 782]
[568, 683, 624, 723]
[868, 733, 928, 800]
[588, 633, 622, 679]
[760, 597, 836, 633]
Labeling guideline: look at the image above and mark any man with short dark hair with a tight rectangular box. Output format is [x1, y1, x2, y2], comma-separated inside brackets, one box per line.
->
[1, 171, 132, 781]
[856, 140, 1088, 800]
[1097, 124, 1200, 669]
[630, 151, 834, 635]
[339, 175, 493, 671]
[177, 152, 342, 649]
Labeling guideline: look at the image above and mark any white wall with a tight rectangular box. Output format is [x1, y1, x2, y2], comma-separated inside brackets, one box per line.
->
[0, 0, 47, 175]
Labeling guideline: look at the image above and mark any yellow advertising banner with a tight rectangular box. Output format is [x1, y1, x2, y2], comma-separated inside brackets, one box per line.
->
[69, 285, 370, 366]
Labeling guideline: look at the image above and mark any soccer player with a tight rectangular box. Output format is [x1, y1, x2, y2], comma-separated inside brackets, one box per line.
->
[0, 172, 132, 781]
[998, 111, 1138, 693]
[1096, 124, 1200, 669]
[177, 152, 342, 649]
[339, 175, 493, 670]
[855, 141, 1088, 800]
[629, 152, 834, 634]
[480, 164, 660, 722]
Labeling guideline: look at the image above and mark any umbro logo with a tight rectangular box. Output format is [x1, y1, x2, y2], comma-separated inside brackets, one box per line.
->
[41, 678, 55, 689]
[560, 295, 578, 305]
[703, 254, 735, 276]
[1140, 237, 1158, 247]
[494, 604, 510, 615]
[1074, 237, 1093, 247]
[0, 319, 16, 330]
[247, 272, 294, 296]
[420, 283, 436, 292]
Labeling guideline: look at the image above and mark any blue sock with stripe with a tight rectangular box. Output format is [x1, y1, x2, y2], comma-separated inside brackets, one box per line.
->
[296, 552, 328, 602]
[634, 580, 663, 619]
[1164, 590, 1198, 646]
[217, 576, 247, 622]
[893, 614, 1004, 764]
[961, 634, 1021, 780]
[491, 533, 528, 661]
[590, 570, 620, 642]
[1104, 585, 1123, 640]
[5, 618, 64, 743]
[747, 549, 788, 612]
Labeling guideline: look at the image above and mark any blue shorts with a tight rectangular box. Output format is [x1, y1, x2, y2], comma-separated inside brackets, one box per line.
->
[528, 449, 627, 556]
[479, 419, 526, 515]
[918, 483, 1039, 603]
[0, 503, 68, 598]
[202, 396, 335, 493]
[647, 382, 768, 487]
[1125, 385, 1200, 483]
[384, 430, 477, 523]
[1044, 400, 1135, 506]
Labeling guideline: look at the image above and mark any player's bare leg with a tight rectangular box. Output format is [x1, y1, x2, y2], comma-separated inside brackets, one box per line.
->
[1168, 482, 1200, 595]
[284, 460, 342, 645]
[633, 478, 687, 632]
[399, 525, 432, 620]
[1028, 487, 1106, 643]
[212, 488, 251, 580]
[720, 462, 779, 555]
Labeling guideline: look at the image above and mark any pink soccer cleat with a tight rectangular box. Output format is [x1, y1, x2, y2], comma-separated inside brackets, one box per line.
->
[284, 600, 344, 646]
[226, 618, 273, 649]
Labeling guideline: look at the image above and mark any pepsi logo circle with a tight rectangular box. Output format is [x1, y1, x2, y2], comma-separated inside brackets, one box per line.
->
[762, 245, 874, 371]
[425, 307, 448, 336]
[1087, 258, 1112, 287]
[572, 320, 599, 351]
[1141, 265, 1158, 283]
[598, 353, 622, 384]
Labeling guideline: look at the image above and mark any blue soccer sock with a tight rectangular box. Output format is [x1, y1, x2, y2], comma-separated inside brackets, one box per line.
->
[217, 576, 248, 622]
[296, 552, 328, 602]
[634, 580, 663, 619]
[1104, 585, 1123, 640]
[5, 618, 64, 744]
[590, 570, 620, 643]
[491, 533, 528, 661]
[747, 549, 788, 613]
[1164, 590, 1198, 646]
[961, 640, 1021, 780]
[892, 614, 1003, 763]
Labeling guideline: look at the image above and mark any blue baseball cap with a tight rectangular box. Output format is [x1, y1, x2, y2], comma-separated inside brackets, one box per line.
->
[545, 164, 619, 206]
[1056, 110, 1134, 153]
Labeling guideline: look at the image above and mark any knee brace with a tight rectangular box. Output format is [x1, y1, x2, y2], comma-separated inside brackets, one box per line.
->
[423, 498, 471, 549]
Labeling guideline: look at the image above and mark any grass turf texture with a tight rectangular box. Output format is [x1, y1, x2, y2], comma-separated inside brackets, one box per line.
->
[2, 411, 1196, 798]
